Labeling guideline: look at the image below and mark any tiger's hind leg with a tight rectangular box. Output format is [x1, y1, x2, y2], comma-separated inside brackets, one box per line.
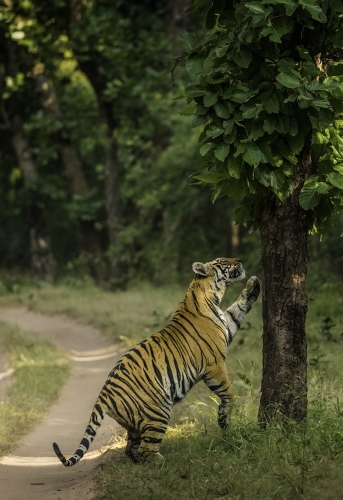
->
[137, 423, 167, 462]
[125, 429, 141, 461]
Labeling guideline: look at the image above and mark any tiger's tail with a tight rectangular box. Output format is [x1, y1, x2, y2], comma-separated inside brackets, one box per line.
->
[53, 400, 107, 467]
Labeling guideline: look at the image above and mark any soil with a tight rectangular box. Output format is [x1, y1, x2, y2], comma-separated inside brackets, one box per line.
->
[0, 307, 125, 500]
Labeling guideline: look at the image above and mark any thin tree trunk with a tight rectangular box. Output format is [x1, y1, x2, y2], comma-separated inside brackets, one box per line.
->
[258, 137, 313, 424]
[11, 114, 54, 282]
[33, 68, 105, 281]
[102, 119, 122, 284]
[75, 56, 123, 285]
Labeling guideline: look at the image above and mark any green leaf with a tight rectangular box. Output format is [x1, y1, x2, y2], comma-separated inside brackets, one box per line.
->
[227, 156, 241, 178]
[245, 1, 265, 14]
[299, 0, 327, 21]
[186, 53, 206, 76]
[220, 179, 245, 200]
[275, 114, 289, 134]
[206, 126, 223, 138]
[185, 85, 207, 98]
[317, 182, 330, 195]
[263, 115, 276, 134]
[179, 105, 197, 116]
[311, 98, 331, 109]
[192, 115, 208, 128]
[233, 48, 252, 68]
[204, 91, 219, 107]
[215, 143, 230, 161]
[270, 170, 285, 190]
[327, 172, 343, 190]
[297, 45, 312, 62]
[230, 89, 255, 103]
[213, 100, 232, 118]
[255, 165, 270, 187]
[264, 94, 280, 113]
[258, 141, 273, 164]
[309, 108, 334, 130]
[250, 121, 265, 140]
[193, 171, 225, 184]
[242, 104, 258, 119]
[178, 32, 198, 53]
[288, 133, 305, 154]
[200, 143, 216, 156]
[276, 71, 301, 89]
[233, 143, 247, 158]
[288, 118, 299, 137]
[242, 143, 262, 166]
[299, 176, 321, 209]
[223, 118, 235, 133]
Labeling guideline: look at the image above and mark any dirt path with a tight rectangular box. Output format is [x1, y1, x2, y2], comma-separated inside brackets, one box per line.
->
[0, 308, 124, 500]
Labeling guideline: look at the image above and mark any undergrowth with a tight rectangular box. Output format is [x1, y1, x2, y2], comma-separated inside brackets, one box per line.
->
[0, 321, 70, 456]
[0, 278, 342, 497]
[96, 370, 343, 500]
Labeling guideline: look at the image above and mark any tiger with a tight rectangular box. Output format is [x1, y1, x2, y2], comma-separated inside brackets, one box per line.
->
[53, 257, 260, 465]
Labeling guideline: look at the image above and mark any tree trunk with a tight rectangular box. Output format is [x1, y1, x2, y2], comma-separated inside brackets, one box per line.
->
[75, 56, 123, 285]
[258, 137, 313, 424]
[33, 68, 105, 281]
[102, 120, 123, 285]
[11, 114, 54, 282]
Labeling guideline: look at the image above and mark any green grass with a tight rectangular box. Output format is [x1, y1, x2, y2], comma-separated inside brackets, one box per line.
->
[0, 282, 186, 345]
[0, 280, 342, 498]
[0, 321, 70, 456]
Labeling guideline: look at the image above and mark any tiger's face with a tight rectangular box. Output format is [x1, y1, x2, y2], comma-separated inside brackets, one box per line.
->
[192, 257, 245, 288]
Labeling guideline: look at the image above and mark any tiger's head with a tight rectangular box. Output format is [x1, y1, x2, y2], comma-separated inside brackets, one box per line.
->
[192, 257, 245, 288]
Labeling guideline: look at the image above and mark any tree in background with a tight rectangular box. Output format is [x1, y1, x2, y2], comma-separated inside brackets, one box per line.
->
[181, 0, 343, 423]
[0, 0, 244, 284]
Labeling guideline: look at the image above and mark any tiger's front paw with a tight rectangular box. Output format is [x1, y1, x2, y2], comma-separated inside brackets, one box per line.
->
[244, 276, 260, 302]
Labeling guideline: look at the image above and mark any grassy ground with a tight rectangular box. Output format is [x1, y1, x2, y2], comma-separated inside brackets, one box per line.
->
[0, 321, 70, 457]
[0, 279, 342, 498]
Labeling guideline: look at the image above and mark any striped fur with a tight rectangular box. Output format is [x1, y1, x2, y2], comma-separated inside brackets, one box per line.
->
[53, 258, 260, 465]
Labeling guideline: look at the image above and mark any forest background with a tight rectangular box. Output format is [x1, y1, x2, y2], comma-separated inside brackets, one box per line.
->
[0, 0, 342, 290]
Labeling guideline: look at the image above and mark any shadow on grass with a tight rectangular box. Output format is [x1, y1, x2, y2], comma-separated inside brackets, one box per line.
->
[96, 392, 343, 500]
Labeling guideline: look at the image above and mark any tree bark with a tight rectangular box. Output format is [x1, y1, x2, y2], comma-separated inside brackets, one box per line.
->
[11, 114, 54, 282]
[258, 136, 313, 424]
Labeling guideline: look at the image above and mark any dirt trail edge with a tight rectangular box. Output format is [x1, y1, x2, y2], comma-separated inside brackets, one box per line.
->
[0, 307, 125, 500]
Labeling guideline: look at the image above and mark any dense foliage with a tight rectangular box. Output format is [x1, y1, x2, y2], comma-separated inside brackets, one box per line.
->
[0, 0, 342, 285]
[179, 0, 343, 233]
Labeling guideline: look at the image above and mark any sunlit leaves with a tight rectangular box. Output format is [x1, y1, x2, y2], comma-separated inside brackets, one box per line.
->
[327, 172, 343, 190]
[299, 177, 322, 209]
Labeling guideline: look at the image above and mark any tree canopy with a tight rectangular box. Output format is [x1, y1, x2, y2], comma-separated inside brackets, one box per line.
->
[180, 0, 343, 234]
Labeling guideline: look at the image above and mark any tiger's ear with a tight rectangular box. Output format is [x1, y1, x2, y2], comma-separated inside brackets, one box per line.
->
[192, 262, 211, 277]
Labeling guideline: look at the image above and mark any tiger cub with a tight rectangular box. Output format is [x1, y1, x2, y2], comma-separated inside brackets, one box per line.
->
[53, 257, 260, 464]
